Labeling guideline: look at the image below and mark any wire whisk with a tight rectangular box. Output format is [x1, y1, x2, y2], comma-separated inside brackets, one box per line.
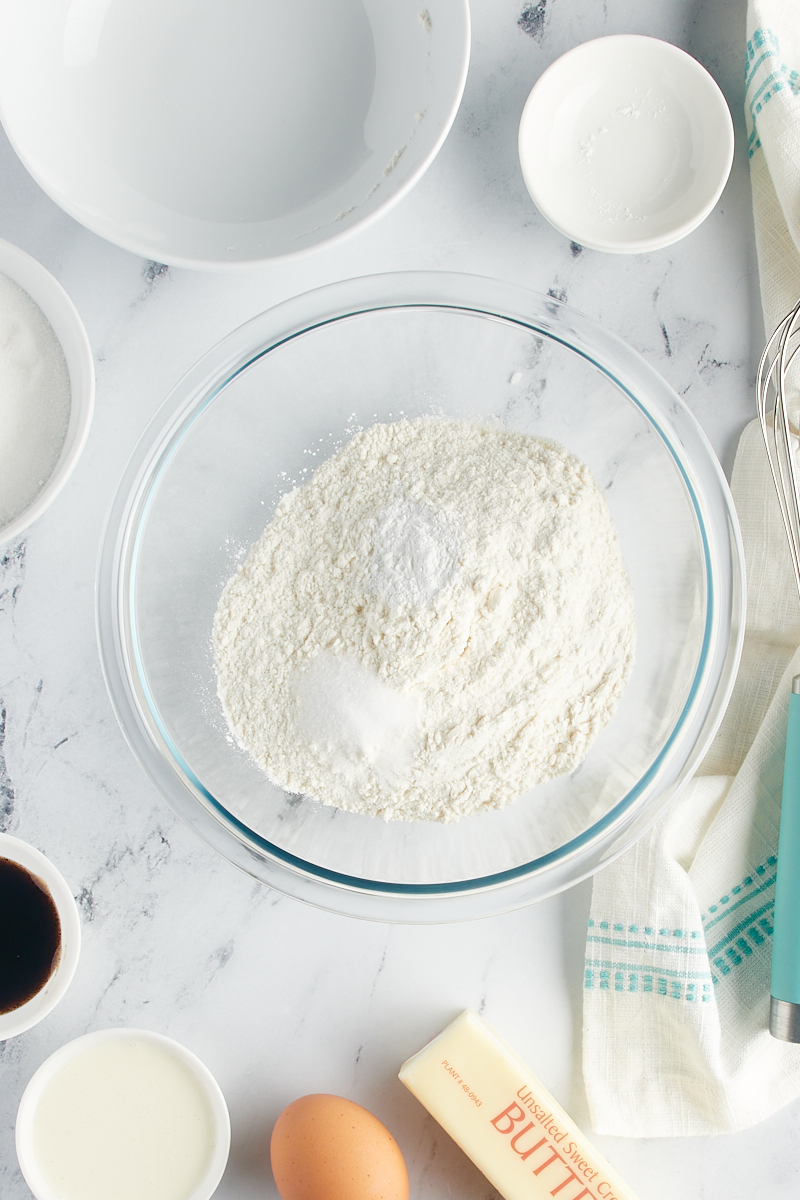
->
[757, 296, 800, 592]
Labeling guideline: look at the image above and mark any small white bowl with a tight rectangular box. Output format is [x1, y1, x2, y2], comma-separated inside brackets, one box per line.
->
[0, 0, 470, 269]
[0, 239, 95, 544]
[16, 1028, 231, 1200]
[518, 35, 734, 253]
[0, 833, 81, 1040]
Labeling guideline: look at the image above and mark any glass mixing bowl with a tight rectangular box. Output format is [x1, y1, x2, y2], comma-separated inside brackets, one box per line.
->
[97, 273, 744, 921]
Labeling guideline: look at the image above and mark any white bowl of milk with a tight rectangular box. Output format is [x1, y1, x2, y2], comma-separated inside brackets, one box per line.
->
[15, 1028, 231, 1200]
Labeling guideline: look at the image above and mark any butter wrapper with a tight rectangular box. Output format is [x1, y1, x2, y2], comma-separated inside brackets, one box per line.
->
[399, 1010, 638, 1200]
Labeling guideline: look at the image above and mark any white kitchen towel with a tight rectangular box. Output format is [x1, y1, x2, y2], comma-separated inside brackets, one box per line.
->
[582, 0, 800, 1137]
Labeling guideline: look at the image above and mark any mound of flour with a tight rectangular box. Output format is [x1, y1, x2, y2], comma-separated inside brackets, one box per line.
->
[213, 417, 636, 822]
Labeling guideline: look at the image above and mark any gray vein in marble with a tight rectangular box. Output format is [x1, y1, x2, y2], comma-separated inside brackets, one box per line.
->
[0, 539, 26, 613]
[601, 453, 622, 491]
[644, 272, 749, 424]
[175, 938, 236, 1010]
[697, 341, 734, 380]
[77, 844, 136, 924]
[0, 540, 27, 829]
[52, 733, 77, 751]
[414, 1114, 442, 1188]
[77, 825, 174, 924]
[0, 1031, 23, 1068]
[88, 965, 124, 1023]
[369, 946, 388, 998]
[0, 704, 15, 827]
[210, 940, 235, 974]
[19, 677, 42, 755]
[143, 260, 170, 288]
[518, 0, 548, 40]
[76, 876, 97, 923]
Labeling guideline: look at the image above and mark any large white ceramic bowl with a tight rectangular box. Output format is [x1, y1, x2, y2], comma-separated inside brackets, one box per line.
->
[97, 272, 745, 922]
[518, 35, 734, 253]
[0, 239, 95, 545]
[0, 0, 470, 269]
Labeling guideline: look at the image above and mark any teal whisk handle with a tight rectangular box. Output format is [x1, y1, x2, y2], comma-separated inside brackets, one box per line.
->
[770, 677, 800, 1040]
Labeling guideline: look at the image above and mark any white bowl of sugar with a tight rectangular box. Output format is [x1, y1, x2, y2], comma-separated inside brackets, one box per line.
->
[0, 238, 94, 544]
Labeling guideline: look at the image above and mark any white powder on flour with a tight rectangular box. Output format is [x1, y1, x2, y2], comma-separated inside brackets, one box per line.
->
[213, 417, 636, 822]
[369, 496, 460, 607]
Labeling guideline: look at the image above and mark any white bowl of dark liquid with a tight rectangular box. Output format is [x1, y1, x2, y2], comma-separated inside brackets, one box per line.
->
[0, 833, 82, 1040]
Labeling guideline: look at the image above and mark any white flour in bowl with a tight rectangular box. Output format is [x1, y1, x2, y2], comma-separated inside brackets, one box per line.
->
[213, 417, 636, 822]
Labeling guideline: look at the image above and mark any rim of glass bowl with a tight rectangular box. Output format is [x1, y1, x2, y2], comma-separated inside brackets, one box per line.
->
[96, 272, 745, 923]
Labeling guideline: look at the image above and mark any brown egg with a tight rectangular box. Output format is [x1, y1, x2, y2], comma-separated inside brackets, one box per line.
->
[270, 1093, 409, 1200]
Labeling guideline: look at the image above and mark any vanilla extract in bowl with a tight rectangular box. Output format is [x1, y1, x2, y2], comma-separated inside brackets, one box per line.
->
[0, 857, 62, 1014]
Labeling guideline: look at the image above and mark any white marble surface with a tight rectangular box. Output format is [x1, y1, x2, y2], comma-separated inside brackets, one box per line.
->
[2, 1, 795, 1198]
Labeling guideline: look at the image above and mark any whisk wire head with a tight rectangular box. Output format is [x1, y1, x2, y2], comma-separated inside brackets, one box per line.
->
[757, 297, 800, 597]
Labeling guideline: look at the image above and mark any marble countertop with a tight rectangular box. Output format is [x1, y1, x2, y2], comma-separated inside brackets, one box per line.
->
[2, 1, 794, 1198]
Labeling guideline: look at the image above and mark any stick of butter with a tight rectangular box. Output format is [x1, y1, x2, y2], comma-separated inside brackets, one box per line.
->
[399, 1010, 638, 1200]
